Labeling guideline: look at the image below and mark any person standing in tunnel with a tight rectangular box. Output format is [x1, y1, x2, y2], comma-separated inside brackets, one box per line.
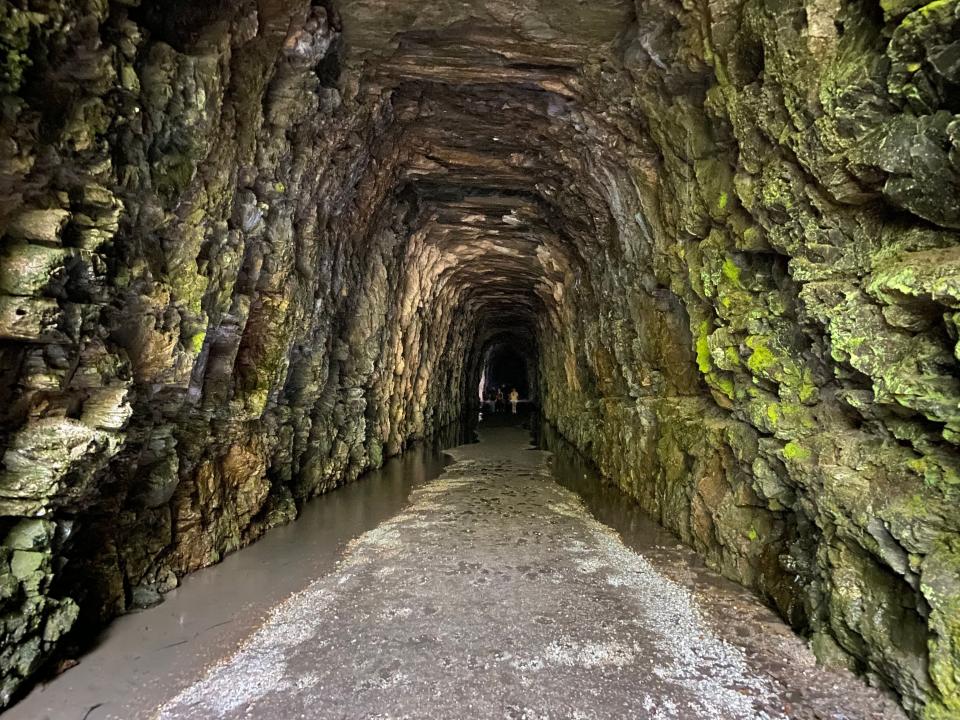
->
[509, 388, 519, 415]
[495, 387, 505, 413]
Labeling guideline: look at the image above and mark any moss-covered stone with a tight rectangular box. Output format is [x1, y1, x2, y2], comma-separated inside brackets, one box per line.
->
[1, 0, 959, 716]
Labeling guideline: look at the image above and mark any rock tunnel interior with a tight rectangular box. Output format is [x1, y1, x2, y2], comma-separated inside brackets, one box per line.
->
[478, 336, 535, 402]
[1, 0, 959, 717]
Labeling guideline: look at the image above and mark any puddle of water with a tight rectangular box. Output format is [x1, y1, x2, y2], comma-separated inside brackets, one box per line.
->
[7, 436, 458, 720]
[9, 413, 903, 720]
[532, 418, 790, 625]
[535, 421, 679, 552]
[533, 418, 907, 720]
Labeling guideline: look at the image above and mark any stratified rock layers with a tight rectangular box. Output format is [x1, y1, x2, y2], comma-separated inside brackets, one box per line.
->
[0, 1, 958, 717]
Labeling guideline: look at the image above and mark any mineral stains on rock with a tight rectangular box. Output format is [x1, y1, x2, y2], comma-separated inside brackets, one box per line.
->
[1, 0, 959, 717]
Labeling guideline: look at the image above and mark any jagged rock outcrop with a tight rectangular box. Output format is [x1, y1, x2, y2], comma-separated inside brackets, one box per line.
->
[1, 1, 958, 717]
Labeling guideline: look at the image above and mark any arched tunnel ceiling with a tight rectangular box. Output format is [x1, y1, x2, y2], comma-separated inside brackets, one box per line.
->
[337, 7, 633, 339]
[339, 1, 634, 61]
[4, 0, 960, 714]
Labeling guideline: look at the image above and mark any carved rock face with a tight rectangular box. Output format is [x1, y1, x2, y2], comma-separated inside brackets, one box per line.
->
[1, 1, 959, 716]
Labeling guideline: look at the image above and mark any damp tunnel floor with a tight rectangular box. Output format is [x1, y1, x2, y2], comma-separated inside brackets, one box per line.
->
[10, 415, 905, 720]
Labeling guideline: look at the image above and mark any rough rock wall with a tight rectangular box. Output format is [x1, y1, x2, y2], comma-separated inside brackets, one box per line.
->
[537, 1, 960, 718]
[0, 0, 481, 702]
[1, 0, 959, 717]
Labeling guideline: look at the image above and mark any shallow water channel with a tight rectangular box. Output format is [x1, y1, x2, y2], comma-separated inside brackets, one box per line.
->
[8, 441, 451, 720]
[8, 414, 903, 719]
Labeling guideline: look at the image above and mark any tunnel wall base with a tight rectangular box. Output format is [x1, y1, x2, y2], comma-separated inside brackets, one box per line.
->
[0, 2, 480, 703]
[1, 0, 960, 718]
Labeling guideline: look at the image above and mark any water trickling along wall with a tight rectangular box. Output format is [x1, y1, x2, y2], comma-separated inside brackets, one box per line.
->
[0, 0, 958, 716]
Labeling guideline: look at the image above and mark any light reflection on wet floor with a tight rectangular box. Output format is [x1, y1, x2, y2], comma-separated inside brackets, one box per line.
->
[8, 414, 905, 720]
[7, 445, 451, 720]
[536, 422, 905, 719]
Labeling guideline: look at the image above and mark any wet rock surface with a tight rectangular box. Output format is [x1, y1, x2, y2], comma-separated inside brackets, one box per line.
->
[156, 424, 904, 720]
[1, 0, 959, 716]
[4, 442, 452, 720]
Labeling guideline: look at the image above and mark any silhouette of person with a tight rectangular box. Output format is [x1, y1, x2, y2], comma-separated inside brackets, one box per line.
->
[509, 388, 519, 415]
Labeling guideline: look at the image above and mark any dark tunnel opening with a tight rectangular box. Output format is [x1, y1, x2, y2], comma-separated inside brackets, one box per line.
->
[1, 1, 958, 717]
[475, 328, 540, 412]
[480, 344, 531, 401]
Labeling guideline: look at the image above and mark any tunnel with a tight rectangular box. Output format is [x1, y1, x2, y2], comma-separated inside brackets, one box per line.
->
[478, 333, 536, 404]
[0, 0, 958, 718]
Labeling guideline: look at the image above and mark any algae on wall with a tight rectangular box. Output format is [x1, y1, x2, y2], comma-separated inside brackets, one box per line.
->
[0, 0, 959, 717]
[536, 0, 960, 717]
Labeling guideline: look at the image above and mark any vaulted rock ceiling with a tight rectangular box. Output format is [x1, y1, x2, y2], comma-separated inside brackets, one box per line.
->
[1, 0, 959, 717]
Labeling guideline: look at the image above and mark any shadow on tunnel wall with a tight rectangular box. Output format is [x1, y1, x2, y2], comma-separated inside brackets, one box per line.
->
[1, 0, 959, 716]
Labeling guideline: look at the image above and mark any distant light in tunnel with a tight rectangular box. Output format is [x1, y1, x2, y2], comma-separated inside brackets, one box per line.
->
[479, 343, 531, 404]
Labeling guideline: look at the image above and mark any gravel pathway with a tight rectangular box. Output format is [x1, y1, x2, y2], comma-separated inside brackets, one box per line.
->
[156, 426, 905, 720]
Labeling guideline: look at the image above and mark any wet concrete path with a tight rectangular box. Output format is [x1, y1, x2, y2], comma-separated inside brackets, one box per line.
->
[157, 423, 900, 720]
[12, 421, 905, 719]
[7, 447, 450, 720]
